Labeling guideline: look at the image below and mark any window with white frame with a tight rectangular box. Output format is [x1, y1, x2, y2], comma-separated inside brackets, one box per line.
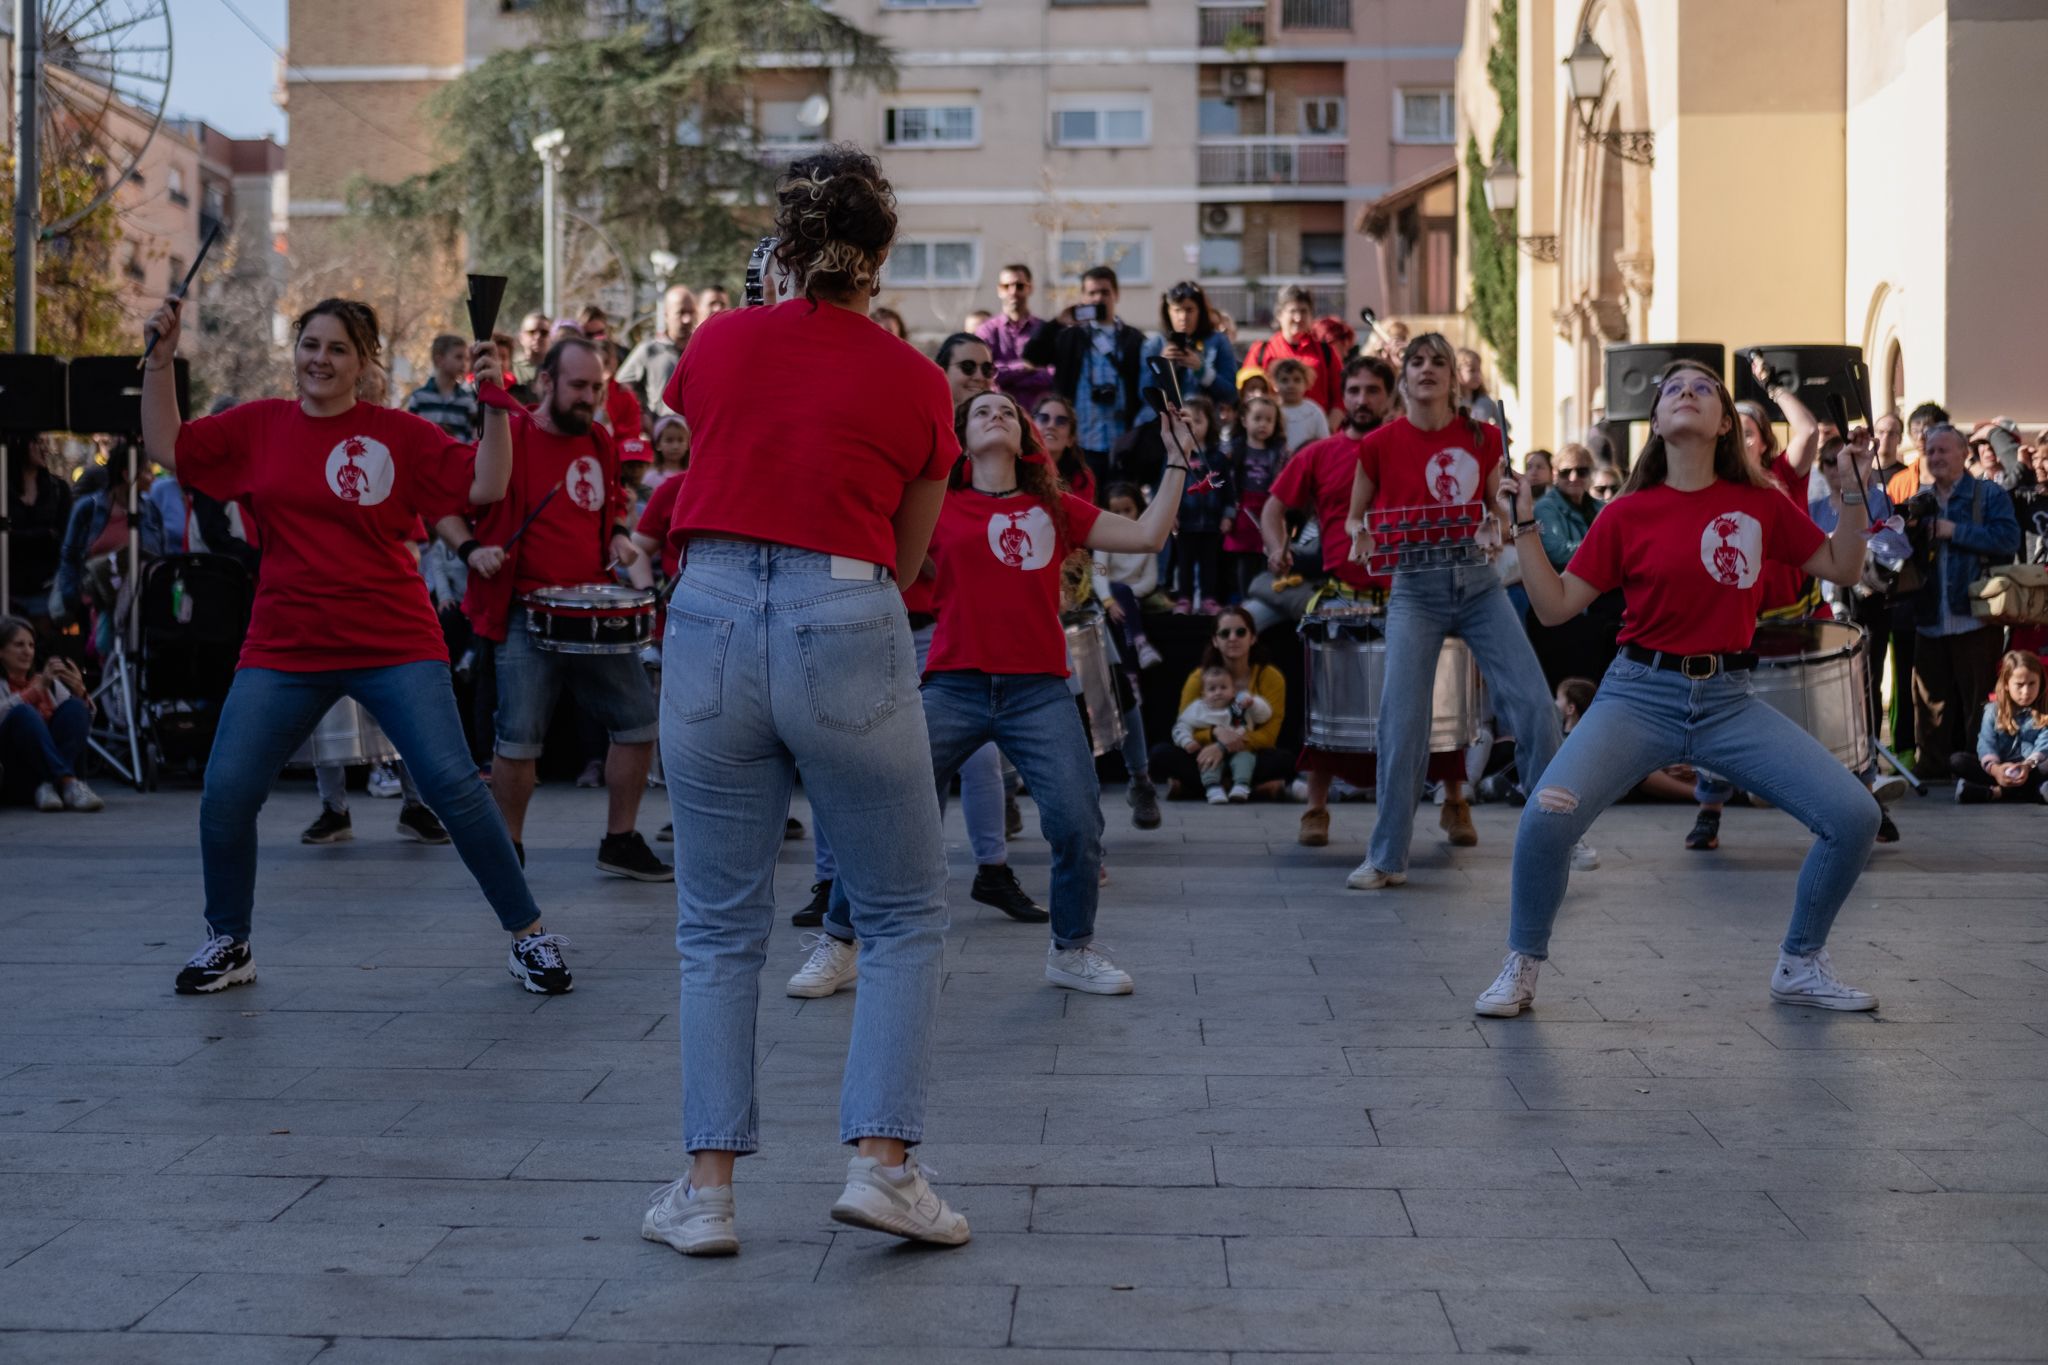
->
[884, 102, 979, 147]
[754, 99, 813, 145]
[884, 237, 981, 287]
[1300, 96, 1345, 138]
[167, 166, 188, 205]
[1055, 233, 1150, 286]
[1198, 97, 1240, 138]
[1395, 89, 1454, 145]
[1051, 94, 1150, 148]
[1198, 236, 1243, 278]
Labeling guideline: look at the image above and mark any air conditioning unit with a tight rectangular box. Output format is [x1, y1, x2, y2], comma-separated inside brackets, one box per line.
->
[1202, 204, 1246, 235]
[1222, 66, 1266, 99]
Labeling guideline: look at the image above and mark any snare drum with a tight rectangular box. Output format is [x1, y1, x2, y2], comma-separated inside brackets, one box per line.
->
[522, 584, 657, 654]
[1062, 610, 1128, 757]
[1300, 608, 1483, 753]
[288, 699, 398, 769]
[1748, 619, 1872, 772]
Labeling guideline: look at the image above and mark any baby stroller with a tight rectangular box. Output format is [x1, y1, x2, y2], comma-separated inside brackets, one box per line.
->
[134, 553, 252, 787]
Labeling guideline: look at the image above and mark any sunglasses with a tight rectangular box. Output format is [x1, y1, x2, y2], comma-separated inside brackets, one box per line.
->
[1215, 626, 1251, 640]
[955, 360, 997, 378]
[1035, 413, 1074, 428]
[1592, 481, 1620, 494]
[1555, 467, 1592, 479]
[1167, 283, 1203, 302]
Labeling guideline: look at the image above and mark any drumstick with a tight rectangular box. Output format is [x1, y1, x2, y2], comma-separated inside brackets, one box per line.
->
[139, 220, 225, 370]
[501, 484, 561, 550]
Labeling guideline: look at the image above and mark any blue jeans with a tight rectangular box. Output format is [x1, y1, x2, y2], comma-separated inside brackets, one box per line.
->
[1508, 655, 1879, 959]
[662, 540, 947, 1151]
[200, 663, 539, 942]
[0, 697, 90, 799]
[1369, 564, 1561, 874]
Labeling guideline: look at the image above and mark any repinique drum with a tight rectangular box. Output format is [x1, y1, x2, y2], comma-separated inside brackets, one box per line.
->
[1748, 619, 1871, 772]
[1300, 606, 1483, 753]
[1062, 609, 1128, 758]
[522, 584, 657, 654]
[288, 699, 399, 769]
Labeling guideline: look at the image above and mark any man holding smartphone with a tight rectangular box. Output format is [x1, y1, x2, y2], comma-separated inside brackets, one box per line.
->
[1024, 265, 1148, 494]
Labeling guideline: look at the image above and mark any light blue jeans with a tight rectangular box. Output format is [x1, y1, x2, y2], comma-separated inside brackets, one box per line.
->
[200, 663, 538, 942]
[1368, 564, 1561, 874]
[1508, 654, 1879, 959]
[662, 539, 947, 1151]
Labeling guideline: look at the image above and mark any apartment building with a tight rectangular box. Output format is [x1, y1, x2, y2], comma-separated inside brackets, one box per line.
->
[284, 0, 1461, 341]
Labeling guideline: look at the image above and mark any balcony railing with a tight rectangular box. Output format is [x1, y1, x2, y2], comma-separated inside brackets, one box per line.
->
[1199, 2, 1266, 47]
[1281, 0, 1351, 29]
[1198, 138, 1346, 187]
[1200, 280, 1342, 331]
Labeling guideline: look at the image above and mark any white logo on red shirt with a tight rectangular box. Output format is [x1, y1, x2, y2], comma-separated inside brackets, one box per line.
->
[1424, 447, 1480, 502]
[986, 505, 1056, 571]
[565, 455, 605, 512]
[325, 435, 395, 507]
[1699, 510, 1763, 588]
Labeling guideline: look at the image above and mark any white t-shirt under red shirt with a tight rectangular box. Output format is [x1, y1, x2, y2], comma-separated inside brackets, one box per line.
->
[925, 489, 1103, 677]
[511, 424, 609, 594]
[1566, 479, 1828, 656]
[1356, 414, 1504, 510]
[173, 399, 477, 671]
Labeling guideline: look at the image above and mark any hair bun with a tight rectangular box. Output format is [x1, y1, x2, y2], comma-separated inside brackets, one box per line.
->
[772, 145, 898, 302]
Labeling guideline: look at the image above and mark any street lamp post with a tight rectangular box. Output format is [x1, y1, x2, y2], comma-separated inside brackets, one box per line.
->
[532, 128, 569, 319]
[1482, 153, 1559, 264]
[12, 0, 41, 352]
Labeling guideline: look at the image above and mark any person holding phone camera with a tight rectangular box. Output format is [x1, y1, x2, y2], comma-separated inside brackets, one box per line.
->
[1022, 265, 1147, 492]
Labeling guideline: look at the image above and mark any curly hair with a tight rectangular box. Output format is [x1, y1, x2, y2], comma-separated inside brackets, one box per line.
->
[770, 144, 897, 305]
[951, 391, 1068, 546]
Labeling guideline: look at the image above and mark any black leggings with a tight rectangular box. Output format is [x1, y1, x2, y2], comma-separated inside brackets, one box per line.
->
[1951, 752, 2047, 798]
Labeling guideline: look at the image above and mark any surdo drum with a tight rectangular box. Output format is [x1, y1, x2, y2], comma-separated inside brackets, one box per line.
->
[1062, 608, 1128, 758]
[1300, 604, 1484, 753]
[522, 584, 657, 654]
[288, 699, 399, 769]
[1746, 619, 1873, 773]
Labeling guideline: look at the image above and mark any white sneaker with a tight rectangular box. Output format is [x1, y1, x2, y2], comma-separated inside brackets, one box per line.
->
[1570, 840, 1600, 871]
[1345, 859, 1407, 890]
[1228, 784, 1251, 803]
[1205, 786, 1229, 805]
[830, 1153, 970, 1246]
[642, 1173, 738, 1256]
[1046, 943, 1134, 995]
[1868, 773, 1907, 805]
[1770, 948, 1878, 1011]
[62, 779, 105, 812]
[786, 932, 858, 999]
[33, 782, 64, 813]
[365, 764, 403, 799]
[1286, 777, 1310, 803]
[1137, 641, 1164, 669]
[1474, 950, 1541, 1017]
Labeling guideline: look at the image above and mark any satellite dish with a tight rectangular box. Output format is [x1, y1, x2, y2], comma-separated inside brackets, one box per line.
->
[797, 94, 831, 131]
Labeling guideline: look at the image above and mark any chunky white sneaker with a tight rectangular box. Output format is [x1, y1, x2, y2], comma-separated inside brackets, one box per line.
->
[1474, 951, 1541, 1017]
[786, 933, 858, 999]
[1205, 785, 1229, 805]
[1228, 784, 1252, 803]
[33, 782, 64, 812]
[1345, 859, 1407, 890]
[1868, 772, 1907, 805]
[1570, 840, 1600, 871]
[1046, 943, 1134, 995]
[642, 1174, 738, 1256]
[830, 1154, 970, 1246]
[1770, 948, 1878, 1011]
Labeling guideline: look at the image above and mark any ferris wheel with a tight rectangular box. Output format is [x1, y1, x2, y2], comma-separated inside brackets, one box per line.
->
[20, 0, 175, 233]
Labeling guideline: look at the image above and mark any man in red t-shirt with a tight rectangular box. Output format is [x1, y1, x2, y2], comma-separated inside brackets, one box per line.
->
[441, 337, 671, 882]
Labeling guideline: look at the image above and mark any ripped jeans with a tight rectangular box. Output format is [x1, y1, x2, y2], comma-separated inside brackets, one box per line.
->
[1507, 655, 1879, 959]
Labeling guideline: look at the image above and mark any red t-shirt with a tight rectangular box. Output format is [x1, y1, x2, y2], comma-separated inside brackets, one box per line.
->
[1357, 415, 1503, 510]
[635, 472, 685, 579]
[604, 383, 644, 440]
[901, 573, 938, 617]
[1269, 430, 1383, 591]
[1244, 332, 1340, 413]
[925, 489, 1102, 677]
[1566, 480, 1828, 655]
[1063, 460, 1097, 506]
[511, 424, 610, 593]
[174, 399, 477, 671]
[664, 302, 957, 573]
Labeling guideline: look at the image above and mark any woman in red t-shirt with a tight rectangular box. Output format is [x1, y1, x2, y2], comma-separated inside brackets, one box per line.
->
[920, 390, 1192, 998]
[1476, 359, 1883, 1020]
[138, 296, 569, 1000]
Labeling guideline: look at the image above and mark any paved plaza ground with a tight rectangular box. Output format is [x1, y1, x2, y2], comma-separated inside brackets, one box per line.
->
[1, 775, 2045, 1364]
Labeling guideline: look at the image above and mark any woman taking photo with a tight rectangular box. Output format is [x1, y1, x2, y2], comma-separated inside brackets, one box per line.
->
[1146, 605, 1294, 798]
[651, 146, 969, 1258]
[1139, 281, 1238, 420]
[0, 615, 101, 811]
[139, 296, 568, 1000]
[1476, 359, 1882, 1018]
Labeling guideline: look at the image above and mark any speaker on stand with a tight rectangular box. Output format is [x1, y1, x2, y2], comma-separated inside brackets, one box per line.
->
[1732, 345, 1871, 427]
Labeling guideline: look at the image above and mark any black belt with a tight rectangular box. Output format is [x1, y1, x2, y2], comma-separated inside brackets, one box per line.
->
[907, 612, 937, 631]
[1620, 643, 1757, 679]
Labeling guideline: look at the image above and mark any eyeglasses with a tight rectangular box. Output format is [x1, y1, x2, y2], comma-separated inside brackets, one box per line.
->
[1167, 283, 1203, 302]
[1035, 413, 1074, 428]
[954, 360, 997, 378]
[1591, 482, 1620, 495]
[1555, 467, 1592, 479]
[1658, 375, 1719, 401]
[1215, 626, 1251, 639]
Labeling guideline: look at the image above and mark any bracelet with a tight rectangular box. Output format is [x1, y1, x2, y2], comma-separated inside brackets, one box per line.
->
[1165, 463, 1191, 473]
[1839, 488, 1865, 506]
[457, 539, 480, 566]
[1512, 520, 1540, 538]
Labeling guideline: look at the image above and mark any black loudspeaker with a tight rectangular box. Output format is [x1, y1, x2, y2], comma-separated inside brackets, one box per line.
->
[1733, 345, 1870, 427]
[1602, 343, 1728, 422]
[0, 354, 70, 433]
[66, 356, 190, 435]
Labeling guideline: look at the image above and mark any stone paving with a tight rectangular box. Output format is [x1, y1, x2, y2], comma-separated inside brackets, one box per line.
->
[1, 774, 2046, 1364]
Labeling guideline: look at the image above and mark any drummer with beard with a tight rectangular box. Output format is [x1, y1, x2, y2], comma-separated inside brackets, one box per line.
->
[439, 335, 672, 882]
[1342, 333, 1562, 891]
[1474, 359, 1882, 1017]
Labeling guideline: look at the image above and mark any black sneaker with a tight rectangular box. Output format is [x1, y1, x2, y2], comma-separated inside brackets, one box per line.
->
[1005, 794, 1024, 838]
[1875, 809, 1900, 843]
[658, 823, 674, 843]
[1683, 809, 1721, 851]
[1955, 779, 1992, 805]
[971, 864, 1049, 923]
[792, 878, 832, 927]
[1127, 776, 1162, 831]
[508, 932, 573, 994]
[598, 831, 674, 882]
[174, 934, 255, 995]
[301, 806, 353, 844]
[396, 801, 450, 845]
[784, 816, 806, 840]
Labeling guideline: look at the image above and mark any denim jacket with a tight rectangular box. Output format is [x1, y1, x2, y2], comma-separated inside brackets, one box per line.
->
[1976, 702, 2048, 766]
[1911, 474, 2021, 632]
[1532, 487, 1600, 571]
[57, 489, 166, 611]
[1136, 331, 1239, 424]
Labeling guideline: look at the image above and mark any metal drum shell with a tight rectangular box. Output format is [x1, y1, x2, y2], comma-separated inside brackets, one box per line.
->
[287, 699, 399, 769]
[1062, 612, 1128, 758]
[1302, 614, 1484, 754]
[523, 584, 657, 655]
[1748, 619, 1872, 772]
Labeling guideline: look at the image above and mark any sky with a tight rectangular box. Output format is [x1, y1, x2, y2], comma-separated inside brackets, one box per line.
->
[165, 0, 288, 141]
